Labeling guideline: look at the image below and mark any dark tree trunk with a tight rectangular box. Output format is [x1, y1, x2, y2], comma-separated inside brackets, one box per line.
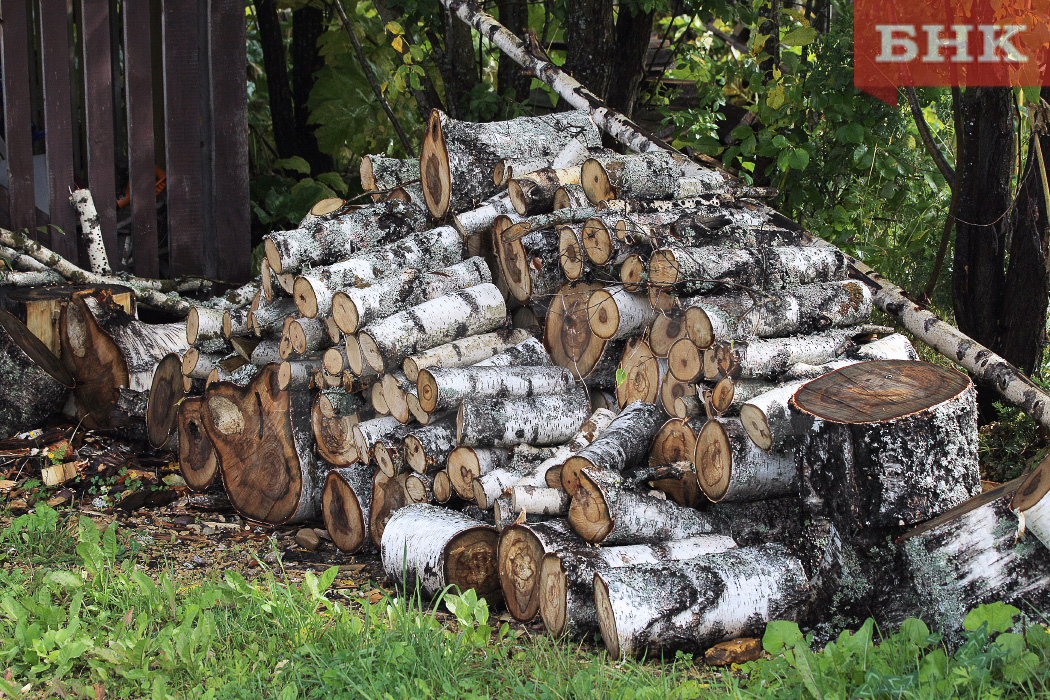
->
[253, 0, 297, 160]
[997, 86, 1050, 375]
[441, 6, 480, 118]
[756, 0, 781, 81]
[291, 5, 334, 174]
[564, 0, 615, 102]
[953, 87, 1049, 415]
[606, 5, 654, 118]
[496, 0, 531, 103]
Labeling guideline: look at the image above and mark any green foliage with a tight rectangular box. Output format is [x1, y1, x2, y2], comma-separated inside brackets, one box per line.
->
[0, 503, 77, 565]
[735, 605, 1047, 700]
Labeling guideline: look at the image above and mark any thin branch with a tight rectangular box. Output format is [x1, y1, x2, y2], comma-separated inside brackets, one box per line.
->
[905, 87, 955, 184]
[330, 0, 417, 157]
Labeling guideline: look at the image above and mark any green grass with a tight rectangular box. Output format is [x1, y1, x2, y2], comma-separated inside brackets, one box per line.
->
[2, 511, 1050, 699]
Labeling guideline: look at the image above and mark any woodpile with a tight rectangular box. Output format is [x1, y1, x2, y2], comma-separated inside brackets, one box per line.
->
[4, 8, 1050, 660]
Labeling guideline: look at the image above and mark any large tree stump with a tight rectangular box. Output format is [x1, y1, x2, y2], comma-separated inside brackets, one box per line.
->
[792, 360, 980, 528]
[0, 283, 133, 359]
[594, 545, 809, 658]
[381, 503, 501, 598]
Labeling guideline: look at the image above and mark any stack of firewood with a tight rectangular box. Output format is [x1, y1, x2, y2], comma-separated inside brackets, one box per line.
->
[101, 104, 1046, 658]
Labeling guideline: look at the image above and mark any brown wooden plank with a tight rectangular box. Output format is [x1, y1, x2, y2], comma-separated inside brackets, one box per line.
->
[38, 0, 78, 258]
[208, 0, 250, 282]
[123, 0, 159, 277]
[0, 0, 36, 235]
[80, 0, 119, 270]
[161, 0, 204, 277]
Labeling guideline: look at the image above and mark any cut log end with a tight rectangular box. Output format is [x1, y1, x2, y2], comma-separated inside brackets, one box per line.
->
[588, 288, 620, 340]
[581, 158, 614, 203]
[738, 403, 773, 451]
[668, 338, 702, 382]
[433, 471, 454, 503]
[323, 470, 366, 552]
[647, 250, 679, 286]
[445, 527, 501, 596]
[420, 110, 452, 219]
[416, 369, 439, 414]
[581, 217, 614, 265]
[593, 574, 620, 657]
[264, 239, 283, 275]
[178, 396, 218, 492]
[538, 553, 569, 635]
[331, 292, 359, 335]
[498, 526, 547, 621]
[147, 353, 185, 449]
[358, 332, 385, 373]
[684, 305, 714, 349]
[695, 420, 732, 501]
[557, 225, 586, 281]
[566, 469, 611, 540]
[619, 254, 647, 293]
[187, 307, 201, 345]
[292, 277, 319, 320]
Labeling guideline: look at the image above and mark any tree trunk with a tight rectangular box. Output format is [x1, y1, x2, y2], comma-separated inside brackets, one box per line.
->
[495, 0, 530, 101]
[358, 284, 508, 373]
[440, 4, 481, 118]
[177, 395, 218, 492]
[606, 5, 654, 118]
[564, 0, 615, 102]
[61, 295, 188, 429]
[794, 360, 981, 528]
[381, 504, 500, 598]
[323, 463, 375, 553]
[594, 545, 809, 658]
[570, 469, 721, 545]
[540, 535, 738, 638]
[253, 0, 297, 161]
[456, 390, 593, 447]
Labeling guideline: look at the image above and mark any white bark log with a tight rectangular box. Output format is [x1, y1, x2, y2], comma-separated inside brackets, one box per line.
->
[588, 286, 656, 341]
[404, 414, 458, 473]
[323, 463, 375, 553]
[417, 365, 576, 413]
[402, 328, 531, 382]
[561, 401, 666, 495]
[448, 446, 513, 499]
[353, 415, 406, 462]
[716, 326, 886, 380]
[510, 486, 570, 515]
[457, 390, 593, 447]
[649, 245, 847, 294]
[70, 189, 111, 274]
[381, 503, 499, 598]
[360, 155, 420, 193]
[695, 417, 797, 502]
[594, 544, 809, 658]
[358, 284, 508, 373]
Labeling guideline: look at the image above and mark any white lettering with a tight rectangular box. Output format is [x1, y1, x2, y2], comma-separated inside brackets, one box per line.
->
[875, 25, 918, 63]
[979, 25, 1028, 62]
[922, 25, 973, 62]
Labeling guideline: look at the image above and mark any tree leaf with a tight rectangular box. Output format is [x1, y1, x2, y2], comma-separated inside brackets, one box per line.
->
[782, 26, 818, 47]
[273, 157, 312, 175]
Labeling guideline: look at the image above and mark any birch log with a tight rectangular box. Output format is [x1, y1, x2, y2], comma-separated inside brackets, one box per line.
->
[457, 390, 593, 447]
[204, 367, 325, 524]
[452, 191, 518, 240]
[682, 281, 873, 349]
[70, 189, 112, 274]
[358, 283, 507, 373]
[561, 401, 665, 495]
[507, 167, 586, 217]
[594, 545, 809, 658]
[539, 535, 738, 638]
[402, 328, 531, 382]
[447, 446, 513, 499]
[712, 326, 884, 380]
[403, 415, 458, 473]
[570, 469, 722, 545]
[417, 365, 576, 414]
[514, 407, 617, 489]
[323, 463, 375, 553]
[494, 225, 564, 304]
[353, 415, 407, 463]
[498, 519, 581, 621]
[581, 152, 723, 204]
[380, 504, 500, 598]
[293, 225, 464, 319]
[794, 360, 981, 528]
[694, 418, 797, 502]
[648, 246, 847, 294]
[360, 155, 420, 195]
[420, 109, 601, 219]
[588, 286, 655, 341]
[311, 388, 363, 467]
[331, 257, 490, 331]
[0, 309, 71, 438]
[1013, 458, 1050, 552]
[265, 200, 427, 274]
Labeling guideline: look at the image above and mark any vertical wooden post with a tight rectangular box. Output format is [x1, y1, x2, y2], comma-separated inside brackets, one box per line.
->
[38, 0, 77, 257]
[208, 0, 250, 282]
[161, 0, 205, 277]
[0, 0, 37, 235]
[80, 0, 120, 269]
[123, 0, 160, 277]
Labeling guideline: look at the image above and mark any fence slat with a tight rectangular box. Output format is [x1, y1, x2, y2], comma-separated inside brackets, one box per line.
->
[161, 0, 204, 277]
[0, 0, 36, 235]
[80, 0, 119, 270]
[38, 0, 77, 258]
[208, 0, 250, 282]
[123, 0, 159, 278]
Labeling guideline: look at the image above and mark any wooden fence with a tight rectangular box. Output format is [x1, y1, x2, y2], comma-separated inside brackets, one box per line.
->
[0, 0, 251, 282]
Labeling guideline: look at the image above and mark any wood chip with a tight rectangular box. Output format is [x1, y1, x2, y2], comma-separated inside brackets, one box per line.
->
[704, 637, 763, 666]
